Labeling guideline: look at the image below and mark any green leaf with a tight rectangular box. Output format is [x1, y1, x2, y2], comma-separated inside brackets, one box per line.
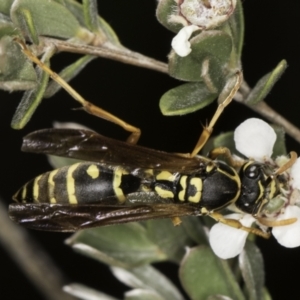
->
[156, 0, 184, 33]
[47, 155, 83, 169]
[146, 218, 195, 263]
[82, 0, 99, 32]
[16, 7, 40, 44]
[169, 30, 232, 83]
[203, 132, 235, 155]
[239, 242, 265, 300]
[272, 125, 287, 157]
[125, 289, 164, 300]
[246, 60, 287, 105]
[207, 296, 235, 300]
[44, 55, 96, 98]
[10, 0, 90, 41]
[63, 283, 118, 300]
[160, 81, 217, 116]
[111, 265, 184, 300]
[181, 216, 208, 245]
[0, 0, 14, 15]
[10, 47, 54, 129]
[224, 0, 244, 65]
[262, 288, 272, 300]
[0, 35, 37, 91]
[179, 246, 245, 300]
[65, 224, 167, 268]
[62, 0, 120, 44]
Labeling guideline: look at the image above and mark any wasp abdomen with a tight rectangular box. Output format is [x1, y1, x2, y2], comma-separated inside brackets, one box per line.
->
[13, 163, 141, 204]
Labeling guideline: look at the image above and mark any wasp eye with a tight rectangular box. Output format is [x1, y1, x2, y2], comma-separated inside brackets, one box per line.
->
[245, 164, 261, 179]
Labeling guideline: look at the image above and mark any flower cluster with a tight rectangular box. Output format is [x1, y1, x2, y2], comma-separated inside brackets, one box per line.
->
[170, 0, 237, 56]
[209, 118, 300, 259]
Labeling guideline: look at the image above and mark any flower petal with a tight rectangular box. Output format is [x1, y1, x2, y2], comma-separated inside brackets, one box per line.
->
[290, 158, 300, 189]
[272, 205, 300, 247]
[209, 214, 255, 259]
[171, 25, 199, 57]
[234, 118, 276, 161]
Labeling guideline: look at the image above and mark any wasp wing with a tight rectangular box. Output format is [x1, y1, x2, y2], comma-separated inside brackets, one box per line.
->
[9, 203, 201, 232]
[22, 129, 205, 171]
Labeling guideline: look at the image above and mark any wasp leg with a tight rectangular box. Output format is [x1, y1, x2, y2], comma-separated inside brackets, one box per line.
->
[274, 151, 298, 175]
[189, 71, 243, 158]
[15, 39, 141, 144]
[208, 147, 245, 168]
[171, 216, 182, 226]
[209, 212, 271, 239]
[257, 217, 297, 227]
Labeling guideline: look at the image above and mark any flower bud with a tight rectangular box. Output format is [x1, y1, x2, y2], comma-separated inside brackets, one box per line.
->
[179, 0, 237, 29]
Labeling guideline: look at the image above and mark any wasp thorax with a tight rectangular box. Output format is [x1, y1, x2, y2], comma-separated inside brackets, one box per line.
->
[235, 162, 285, 215]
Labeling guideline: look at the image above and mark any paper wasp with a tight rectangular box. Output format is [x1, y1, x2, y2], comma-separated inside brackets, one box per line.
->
[9, 40, 296, 237]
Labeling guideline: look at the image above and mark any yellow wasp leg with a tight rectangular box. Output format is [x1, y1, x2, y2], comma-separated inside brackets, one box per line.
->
[209, 212, 271, 239]
[274, 151, 298, 175]
[257, 217, 297, 227]
[208, 147, 245, 168]
[171, 216, 182, 226]
[190, 71, 243, 158]
[15, 39, 141, 144]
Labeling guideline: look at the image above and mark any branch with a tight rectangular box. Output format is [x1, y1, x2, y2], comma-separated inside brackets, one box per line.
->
[235, 81, 300, 144]
[34, 38, 300, 143]
[0, 199, 76, 300]
[40, 37, 168, 74]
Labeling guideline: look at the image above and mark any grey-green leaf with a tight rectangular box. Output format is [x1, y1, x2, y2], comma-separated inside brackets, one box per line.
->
[272, 125, 287, 157]
[0, 33, 36, 91]
[63, 283, 119, 300]
[225, 0, 244, 64]
[10, 66, 49, 129]
[11, 47, 54, 129]
[125, 289, 164, 300]
[44, 55, 96, 98]
[239, 242, 265, 300]
[65, 224, 167, 268]
[181, 216, 208, 245]
[0, 0, 14, 15]
[245, 60, 287, 105]
[111, 265, 184, 300]
[82, 0, 99, 33]
[47, 155, 83, 169]
[179, 246, 245, 300]
[160, 81, 217, 116]
[156, 0, 184, 33]
[168, 30, 232, 83]
[10, 0, 90, 41]
[62, 0, 120, 44]
[202, 132, 236, 157]
[207, 296, 234, 300]
[146, 218, 195, 263]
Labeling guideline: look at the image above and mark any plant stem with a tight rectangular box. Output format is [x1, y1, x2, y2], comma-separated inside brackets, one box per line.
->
[41, 37, 168, 74]
[0, 199, 76, 300]
[236, 81, 300, 144]
[38, 38, 300, 144]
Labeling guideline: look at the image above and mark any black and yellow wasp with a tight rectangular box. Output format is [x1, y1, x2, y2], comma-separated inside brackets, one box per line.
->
[9, 40, 294, 236]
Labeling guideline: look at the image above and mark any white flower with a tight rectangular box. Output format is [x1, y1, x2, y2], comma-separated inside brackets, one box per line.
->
[209, 118, 300, 259]
[171, 25, 199, 57]
[209, 214, 256, 259]
[234, 118, 276, 161]
[170, 0, 237, 57]
[272, 206, 300, 247]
